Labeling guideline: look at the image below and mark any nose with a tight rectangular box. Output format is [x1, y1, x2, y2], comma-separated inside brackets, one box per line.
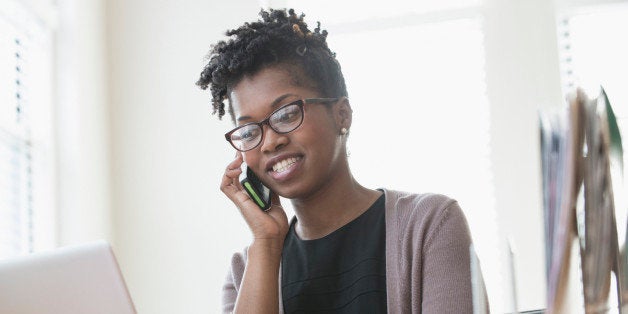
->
[259, 125, 288, 152]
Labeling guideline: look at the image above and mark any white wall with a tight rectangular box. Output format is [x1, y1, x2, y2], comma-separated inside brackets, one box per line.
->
[483, 0, 564, 310]
[106, 1, 261, 313]
[47, 0, 579, 312]
[55, 0, 113, 245]
[102, 1, 561, 312]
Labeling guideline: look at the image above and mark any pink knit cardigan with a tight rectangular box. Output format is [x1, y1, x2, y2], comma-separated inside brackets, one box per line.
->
[222, 189, 485, 313]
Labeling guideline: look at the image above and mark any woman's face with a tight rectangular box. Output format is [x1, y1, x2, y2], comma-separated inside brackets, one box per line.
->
[229, 66, 348, 200]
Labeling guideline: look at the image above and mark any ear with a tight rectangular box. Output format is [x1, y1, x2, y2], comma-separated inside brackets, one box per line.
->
[334, 97, 352, 132]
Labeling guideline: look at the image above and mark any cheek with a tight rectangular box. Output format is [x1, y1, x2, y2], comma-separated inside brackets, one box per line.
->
[302, 111, 337, 140]
[298, 120, 339, 155]
[242, 151, 261, 168]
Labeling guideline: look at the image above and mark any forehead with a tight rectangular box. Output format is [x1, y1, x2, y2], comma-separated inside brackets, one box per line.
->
[229, 66, 318, 122]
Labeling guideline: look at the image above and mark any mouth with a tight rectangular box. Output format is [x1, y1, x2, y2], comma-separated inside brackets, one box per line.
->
[266, 153, 305, 183]
[271, 156, 302, 173]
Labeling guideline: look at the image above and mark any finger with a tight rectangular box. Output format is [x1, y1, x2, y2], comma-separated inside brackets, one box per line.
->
[270, 191, 281, 206]
[221, 155, 244, 190]
[220, 167, 243, 197]
[220, 172, 238, 191]
[234, 190, 274, 223]
[225, 167, 242, 178]
[221, 163, 242, 182]
[223, 181, 259, 215]
[267, 193, 286, 215]
[233, 189, 256, 207]
[226, 154, 244, 172]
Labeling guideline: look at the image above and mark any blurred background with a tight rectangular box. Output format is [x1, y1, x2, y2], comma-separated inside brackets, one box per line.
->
[1, 0, 627, 312]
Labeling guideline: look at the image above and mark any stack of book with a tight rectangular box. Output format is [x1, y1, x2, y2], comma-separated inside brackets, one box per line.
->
[540, 87, 626, 313]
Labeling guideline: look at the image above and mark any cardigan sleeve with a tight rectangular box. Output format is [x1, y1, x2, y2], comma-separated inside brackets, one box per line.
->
[222, 268, 237, 313]
[221, 249, 247, 313]
[420, 200, 480, 314]
[384, 190, 489, 313]
[220, 246, 285, 313]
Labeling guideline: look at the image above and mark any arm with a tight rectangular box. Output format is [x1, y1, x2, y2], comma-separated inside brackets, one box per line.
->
[232, 241, 282, 313]
[221, 243, 283, 314]
[421, 201, 486, 313]
[220, 152, 289, 313]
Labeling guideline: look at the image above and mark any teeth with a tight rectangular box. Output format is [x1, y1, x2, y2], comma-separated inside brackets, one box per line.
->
[272, 157, 300, 173]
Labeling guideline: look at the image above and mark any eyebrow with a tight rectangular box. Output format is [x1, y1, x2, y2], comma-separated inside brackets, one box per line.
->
[236, 94, 298, 122]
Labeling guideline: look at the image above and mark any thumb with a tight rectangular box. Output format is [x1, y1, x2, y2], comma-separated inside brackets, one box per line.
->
[270, 191, 281, 207]
[267, 191, 288, 226]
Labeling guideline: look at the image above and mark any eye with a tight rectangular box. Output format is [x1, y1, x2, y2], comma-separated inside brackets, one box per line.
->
[272, 105, 301, 124]
[236, 126, 261, 142]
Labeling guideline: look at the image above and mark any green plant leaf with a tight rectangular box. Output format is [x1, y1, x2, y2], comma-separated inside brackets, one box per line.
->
[601, 86, 624, 173]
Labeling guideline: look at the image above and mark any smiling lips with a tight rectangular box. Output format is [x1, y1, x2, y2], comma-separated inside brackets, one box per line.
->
[272, 156, 301, 173]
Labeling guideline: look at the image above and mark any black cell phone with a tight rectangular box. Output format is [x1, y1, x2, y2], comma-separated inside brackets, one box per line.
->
[240, 165, 272, 211]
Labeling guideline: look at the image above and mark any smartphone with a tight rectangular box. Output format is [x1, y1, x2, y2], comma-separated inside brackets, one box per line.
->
[239, 165, 272, 211]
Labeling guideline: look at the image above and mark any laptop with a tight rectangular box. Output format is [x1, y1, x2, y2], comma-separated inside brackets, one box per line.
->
[0, 241, 136, 314]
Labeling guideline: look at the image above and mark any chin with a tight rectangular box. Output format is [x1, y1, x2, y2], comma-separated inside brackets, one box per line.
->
[274, 184, 308, 200]
[274, 189, 299, 200]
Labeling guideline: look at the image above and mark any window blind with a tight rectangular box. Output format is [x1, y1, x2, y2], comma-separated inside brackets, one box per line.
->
[0, 2, 54, 259]
[557, 2, 628, 240]
[0, 7, 33, 259]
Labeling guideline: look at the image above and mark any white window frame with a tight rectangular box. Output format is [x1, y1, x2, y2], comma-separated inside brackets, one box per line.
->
[0, 0, 57, 258]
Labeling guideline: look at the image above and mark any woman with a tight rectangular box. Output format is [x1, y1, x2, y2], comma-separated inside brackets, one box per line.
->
[197, 8, 484, 313]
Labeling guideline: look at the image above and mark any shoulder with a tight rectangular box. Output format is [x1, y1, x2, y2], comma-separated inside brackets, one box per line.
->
[383, 189, 457, 211]
[382, 188, 463, 224]
[382, 188, 470, 243]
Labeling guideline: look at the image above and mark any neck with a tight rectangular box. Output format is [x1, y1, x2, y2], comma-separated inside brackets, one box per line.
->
[290, 161, 382, 240]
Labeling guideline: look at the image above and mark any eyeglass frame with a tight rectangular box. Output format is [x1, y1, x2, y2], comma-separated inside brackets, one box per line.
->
[224, 97, 340, 152]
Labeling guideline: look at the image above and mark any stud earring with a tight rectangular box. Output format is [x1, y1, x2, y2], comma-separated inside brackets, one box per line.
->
[340, 127, 348, 135]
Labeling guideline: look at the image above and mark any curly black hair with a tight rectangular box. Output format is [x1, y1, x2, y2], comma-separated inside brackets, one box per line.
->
[196, 8, 347, 122]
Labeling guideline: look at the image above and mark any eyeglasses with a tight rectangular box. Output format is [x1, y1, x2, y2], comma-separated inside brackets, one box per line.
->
[225, 98, 339, 152]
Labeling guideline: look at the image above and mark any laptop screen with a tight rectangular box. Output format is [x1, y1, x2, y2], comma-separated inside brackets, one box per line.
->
[0, 241, 136, 314]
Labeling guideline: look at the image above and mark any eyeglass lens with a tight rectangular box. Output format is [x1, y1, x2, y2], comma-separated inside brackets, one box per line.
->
[230, 102, 303, 151]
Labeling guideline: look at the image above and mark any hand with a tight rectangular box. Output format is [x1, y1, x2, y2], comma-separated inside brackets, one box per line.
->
[220, 152, 289, 251]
